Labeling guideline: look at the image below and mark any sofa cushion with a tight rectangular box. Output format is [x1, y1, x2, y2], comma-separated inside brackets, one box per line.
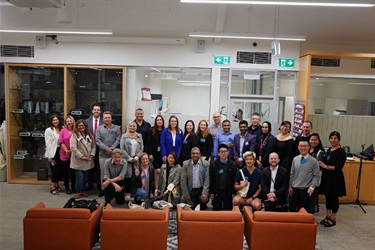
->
[253, 211, 314, 224]
[102, 209, 166, 221]
[26, 208, 91, 219]
[180, 210, 242, 222]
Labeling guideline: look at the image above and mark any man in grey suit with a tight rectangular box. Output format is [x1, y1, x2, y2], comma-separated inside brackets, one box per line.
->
[180, 147, 210, 210]
[86, 103, 104, 192]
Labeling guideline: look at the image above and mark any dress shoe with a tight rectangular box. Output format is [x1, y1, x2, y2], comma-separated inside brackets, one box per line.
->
[82, 192, 89, 197]
[65, 186, 72, 195]
[75, 193, 82, 199]
[98, 190, 105, 197]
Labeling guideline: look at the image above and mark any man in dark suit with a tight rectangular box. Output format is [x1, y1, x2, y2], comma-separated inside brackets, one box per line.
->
[261, 152, 289, 211]
[134, 108, 151, 152]
[233, 120, 256, 168]
[86, 103, 104, 192]
[180, 147, 210, 210]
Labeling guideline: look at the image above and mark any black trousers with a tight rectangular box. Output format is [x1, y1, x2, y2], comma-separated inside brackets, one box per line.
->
[50, 148, 61, 183]
[290, 187, 315, 214]
[190, 187, 208, 210]
[325, 194, 340, 213]
[61, 159, 75, 188]
[104, 183, 125, 205]
[212, 190, 232, 211]
[87, 146, 100, 189]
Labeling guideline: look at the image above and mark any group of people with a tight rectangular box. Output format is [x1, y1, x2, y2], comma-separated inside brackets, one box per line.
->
[45, 107, 346, 228]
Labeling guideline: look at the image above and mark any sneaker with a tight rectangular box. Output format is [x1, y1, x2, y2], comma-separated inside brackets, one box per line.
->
[154, 189, 160, 196]
[98, 190, 105, 197]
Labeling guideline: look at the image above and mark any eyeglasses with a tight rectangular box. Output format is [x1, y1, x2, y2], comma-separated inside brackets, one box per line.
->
[77, 124, 85, 127]
[219, 150, 228, 153]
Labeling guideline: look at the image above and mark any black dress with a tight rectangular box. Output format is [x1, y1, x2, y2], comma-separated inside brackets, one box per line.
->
[146, 127, 163, 169]
[274, 138, 294, 171]
[319, 147, 346, 197]
[197, 134, 213, 161]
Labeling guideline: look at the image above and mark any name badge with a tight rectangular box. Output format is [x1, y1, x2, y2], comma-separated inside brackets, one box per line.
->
[326, 155, 330, 161]
[228, 138, 233, 143]
[157, 146, 160, 152]
[141, 175, 146, 179]
[110, 131, 115, 135]
[202, 168, 206, 174]
[218, 169, 224, 174]
[245, 142, 249, 145]
[126, 141, 132, 146]
[169, 168, 173, 173]
[301, 158, 307, 164]
[200, 138, 206, 143]
[183, 140, 188, 145]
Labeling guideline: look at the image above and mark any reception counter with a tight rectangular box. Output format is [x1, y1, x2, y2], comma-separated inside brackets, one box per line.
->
[319, 157, 375, 205]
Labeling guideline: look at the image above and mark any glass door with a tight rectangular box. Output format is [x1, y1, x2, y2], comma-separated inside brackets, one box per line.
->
[227, 69, 277, 132]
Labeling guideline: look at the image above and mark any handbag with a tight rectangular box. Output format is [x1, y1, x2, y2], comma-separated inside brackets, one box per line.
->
[63, 198, 100, 212]
[237, 169, 249, 198]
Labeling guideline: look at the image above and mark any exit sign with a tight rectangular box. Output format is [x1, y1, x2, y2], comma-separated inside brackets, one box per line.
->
[279, 58, 295, 67]
[214, 56, 231, 65]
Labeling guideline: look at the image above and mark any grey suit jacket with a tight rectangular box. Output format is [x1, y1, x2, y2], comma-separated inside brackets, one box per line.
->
[180, 159, 210, 197]
[85, 117, 104, 135]
[159, 164, 182, 197]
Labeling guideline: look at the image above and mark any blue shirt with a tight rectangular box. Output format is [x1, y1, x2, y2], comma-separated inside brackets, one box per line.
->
[213, 130, 236, 160]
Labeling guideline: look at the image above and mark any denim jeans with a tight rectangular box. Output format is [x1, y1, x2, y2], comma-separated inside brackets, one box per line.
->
[75, 170, 88, 193]
[135, 188, 148, 201]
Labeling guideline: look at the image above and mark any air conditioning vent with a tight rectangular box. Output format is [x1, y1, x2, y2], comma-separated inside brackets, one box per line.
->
[237, 51, 272, 64]
[371, 59, 375, 69]
[1, 45, 34, 57]
[311, 57, 340, 67]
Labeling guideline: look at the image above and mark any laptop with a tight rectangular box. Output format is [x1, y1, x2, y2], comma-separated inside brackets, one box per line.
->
[354, 144, 374, 160]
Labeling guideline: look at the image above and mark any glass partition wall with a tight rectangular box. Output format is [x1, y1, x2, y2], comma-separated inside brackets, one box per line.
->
[125, 67, 211, 127]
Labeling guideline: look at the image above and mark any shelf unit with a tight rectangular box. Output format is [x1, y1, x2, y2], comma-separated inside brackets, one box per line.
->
[6, 64, 126, 184]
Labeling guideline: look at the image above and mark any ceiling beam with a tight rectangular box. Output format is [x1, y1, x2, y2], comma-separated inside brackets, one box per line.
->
[213, 4, 227, 44]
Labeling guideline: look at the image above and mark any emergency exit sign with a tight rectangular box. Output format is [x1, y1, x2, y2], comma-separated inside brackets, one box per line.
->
[214, 56, 231, 65]
[279, 58, 295, 67]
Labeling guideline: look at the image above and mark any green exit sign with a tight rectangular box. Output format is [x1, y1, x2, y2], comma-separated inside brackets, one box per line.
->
[279, 58, 295, 67]
[214, 56, 231, 65]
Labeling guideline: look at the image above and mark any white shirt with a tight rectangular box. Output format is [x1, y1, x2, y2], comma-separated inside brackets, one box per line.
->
[270, 166, 279, 194]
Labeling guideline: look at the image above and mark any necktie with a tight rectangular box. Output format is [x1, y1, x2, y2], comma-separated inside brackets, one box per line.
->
[94, 119, 98, 138]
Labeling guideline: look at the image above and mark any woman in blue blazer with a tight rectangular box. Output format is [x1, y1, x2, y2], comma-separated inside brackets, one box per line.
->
[160, 115, 183, 163]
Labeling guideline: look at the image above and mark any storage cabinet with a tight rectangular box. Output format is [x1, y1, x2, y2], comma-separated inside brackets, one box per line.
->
[6, 64, 126, 184]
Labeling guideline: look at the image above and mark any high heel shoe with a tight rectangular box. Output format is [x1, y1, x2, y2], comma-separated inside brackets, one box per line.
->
[320, 216, 330, 225]
[324, 217, 336, 227]
[50, 188, 59, 195]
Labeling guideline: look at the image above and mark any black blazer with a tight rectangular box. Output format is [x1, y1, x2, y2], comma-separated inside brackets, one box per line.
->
[180, 134, 199, 163]
[146, 127, 162, 156]
[256, 133, 276, 168]
[261, 166, 289, 205]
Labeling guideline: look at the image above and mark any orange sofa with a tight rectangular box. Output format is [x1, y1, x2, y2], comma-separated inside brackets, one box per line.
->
[100, 204, 169, 250]
[177, 206, 244, 250]
[243, 207, 317, 250]
[23, 201, 103, 250]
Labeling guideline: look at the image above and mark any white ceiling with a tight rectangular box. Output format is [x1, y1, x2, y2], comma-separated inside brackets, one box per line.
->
[1, 0, 375, 46]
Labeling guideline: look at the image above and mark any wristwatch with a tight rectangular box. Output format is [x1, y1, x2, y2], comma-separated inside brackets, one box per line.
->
[326, 165, 329, 170]
[251, 196, 255, 200]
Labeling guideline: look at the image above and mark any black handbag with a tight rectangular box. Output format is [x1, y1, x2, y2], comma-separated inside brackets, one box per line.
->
[264, 199, 288, 212]
[63, 198, 100, 212]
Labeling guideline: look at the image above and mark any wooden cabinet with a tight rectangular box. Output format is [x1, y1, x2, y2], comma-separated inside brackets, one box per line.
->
[6, 64, 126, 184]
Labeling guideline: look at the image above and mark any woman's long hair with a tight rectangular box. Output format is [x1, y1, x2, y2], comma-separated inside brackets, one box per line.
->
[152, 115, 165, 136]
[74, 119, 93, 139]
[196, 120, 210, 138]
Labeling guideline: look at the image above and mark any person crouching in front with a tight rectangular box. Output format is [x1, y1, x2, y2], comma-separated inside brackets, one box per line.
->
[101, 149, 127, 207]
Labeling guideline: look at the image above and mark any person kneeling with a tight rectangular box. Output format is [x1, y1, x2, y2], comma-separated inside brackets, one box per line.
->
[232, 151, 262, 211]
[102, 149, 127, 206]
[261, 152, 289, 212]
